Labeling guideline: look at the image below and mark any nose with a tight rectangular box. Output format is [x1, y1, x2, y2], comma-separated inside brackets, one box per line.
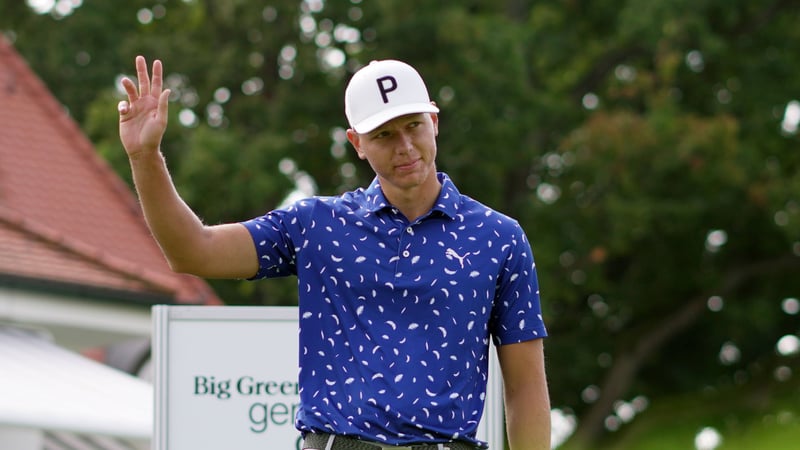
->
[396, 131, 414, 154]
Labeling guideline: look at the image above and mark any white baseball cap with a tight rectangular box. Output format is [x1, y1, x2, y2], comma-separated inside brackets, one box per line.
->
[345, 59, 439, 134]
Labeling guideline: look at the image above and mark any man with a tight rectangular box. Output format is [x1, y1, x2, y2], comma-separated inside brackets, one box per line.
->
[118, 56, 550, 450]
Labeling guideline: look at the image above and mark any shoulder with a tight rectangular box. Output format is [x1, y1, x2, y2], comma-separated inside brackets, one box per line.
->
[281, 190, 372, 223]
[456, 193, 523, 232]
[439, 172, 521, 227]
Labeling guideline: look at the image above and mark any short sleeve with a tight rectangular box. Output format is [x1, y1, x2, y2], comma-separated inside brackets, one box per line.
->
[490, 222, 547, 346]
[240, 209, 299, 279]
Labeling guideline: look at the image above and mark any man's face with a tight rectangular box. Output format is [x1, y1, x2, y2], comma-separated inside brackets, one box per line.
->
[347, 112, 439, 194]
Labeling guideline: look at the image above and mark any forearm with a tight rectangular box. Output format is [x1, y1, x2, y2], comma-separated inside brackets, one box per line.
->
[118, 56, 256, 279]
[499, 339, 552, 450]
[505, 389, 551, 450]
[129, 149, 209, 273]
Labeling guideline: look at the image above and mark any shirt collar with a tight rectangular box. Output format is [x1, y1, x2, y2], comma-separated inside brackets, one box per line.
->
[363, 172, 461, 220]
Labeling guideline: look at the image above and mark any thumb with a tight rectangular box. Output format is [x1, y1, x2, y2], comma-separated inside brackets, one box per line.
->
[158, 89, 171, 120]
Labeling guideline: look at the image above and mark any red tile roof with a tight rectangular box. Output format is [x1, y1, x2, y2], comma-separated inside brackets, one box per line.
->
[0, 37, 221, 305]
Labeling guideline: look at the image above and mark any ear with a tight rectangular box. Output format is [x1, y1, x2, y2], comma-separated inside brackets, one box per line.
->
[346, 128, 367, 160]
[428, 101, 439, 136]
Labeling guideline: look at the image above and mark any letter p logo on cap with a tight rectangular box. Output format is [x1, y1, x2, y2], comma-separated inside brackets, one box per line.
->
[376, 76, 398, 104]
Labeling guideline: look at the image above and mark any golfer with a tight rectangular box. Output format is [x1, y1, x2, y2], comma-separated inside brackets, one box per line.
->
[118, 56, 550, 450]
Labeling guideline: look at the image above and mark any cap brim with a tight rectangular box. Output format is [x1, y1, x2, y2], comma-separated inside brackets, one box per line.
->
[352, 103, 440, 134]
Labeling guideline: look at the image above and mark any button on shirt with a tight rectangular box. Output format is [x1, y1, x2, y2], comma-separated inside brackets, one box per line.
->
[241, 172, 547, 447]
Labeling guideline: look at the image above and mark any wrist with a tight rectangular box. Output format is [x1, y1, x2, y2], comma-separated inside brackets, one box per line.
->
[128, 147, 165, 168]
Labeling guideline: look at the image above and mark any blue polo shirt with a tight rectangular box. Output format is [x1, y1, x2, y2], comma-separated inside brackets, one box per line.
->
[241, 172, 546, 447]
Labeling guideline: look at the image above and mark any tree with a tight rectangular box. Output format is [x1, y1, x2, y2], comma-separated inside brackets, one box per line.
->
[521, 0, 800, 446]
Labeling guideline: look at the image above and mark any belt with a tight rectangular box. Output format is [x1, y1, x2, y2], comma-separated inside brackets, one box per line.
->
[302, 433, 479, 450]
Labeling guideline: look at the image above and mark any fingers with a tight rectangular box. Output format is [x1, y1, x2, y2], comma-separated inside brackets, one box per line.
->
[119, 56, 166, 119]
[121, 76, 138, 101]
[118, 100, 130, 116]
[151, 59, 163, 97]
[136, 55, 150, 97]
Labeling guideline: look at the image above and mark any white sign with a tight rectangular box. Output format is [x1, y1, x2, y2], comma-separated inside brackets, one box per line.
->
[153, 306, 504, 449]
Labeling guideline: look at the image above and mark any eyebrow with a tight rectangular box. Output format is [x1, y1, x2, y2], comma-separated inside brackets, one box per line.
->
[366, 113, 427, 137]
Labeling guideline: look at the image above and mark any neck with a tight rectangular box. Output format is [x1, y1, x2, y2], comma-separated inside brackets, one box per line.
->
[381, 173, 442, 222]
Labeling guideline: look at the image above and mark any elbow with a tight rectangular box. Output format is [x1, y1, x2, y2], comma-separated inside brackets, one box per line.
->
[166, 260, 191, 275]
[164, 252, 235, 279]
[164, 255, 203, 276]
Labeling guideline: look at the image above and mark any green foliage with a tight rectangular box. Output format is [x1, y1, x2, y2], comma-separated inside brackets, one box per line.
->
[574, 373, 800, 450]
[4, 0, 800, 446]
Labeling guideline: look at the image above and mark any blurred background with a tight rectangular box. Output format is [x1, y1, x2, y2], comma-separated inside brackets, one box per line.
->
[1, 0, 799, 449]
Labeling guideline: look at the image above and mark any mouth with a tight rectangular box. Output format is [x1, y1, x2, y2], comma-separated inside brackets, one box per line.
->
[395, 159, 420, 171]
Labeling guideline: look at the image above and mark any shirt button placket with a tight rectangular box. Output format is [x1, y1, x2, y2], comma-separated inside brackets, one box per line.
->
[401, 226, 413, 258]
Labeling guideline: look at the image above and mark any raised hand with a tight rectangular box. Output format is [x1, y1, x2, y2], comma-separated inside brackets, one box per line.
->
[118, 56, 171, 159]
